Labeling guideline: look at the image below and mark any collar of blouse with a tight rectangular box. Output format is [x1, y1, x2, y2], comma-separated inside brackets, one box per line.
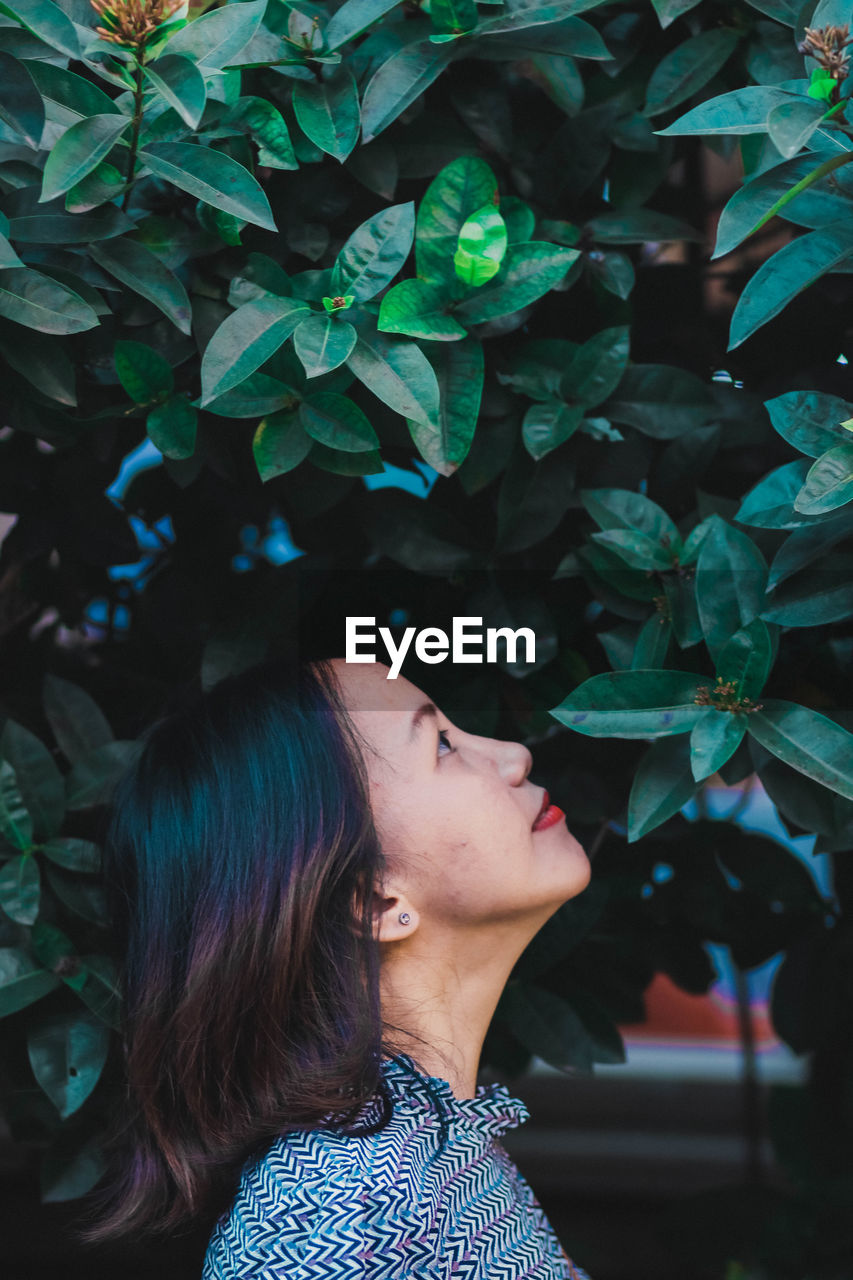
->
[379, 1053, 531, 1139]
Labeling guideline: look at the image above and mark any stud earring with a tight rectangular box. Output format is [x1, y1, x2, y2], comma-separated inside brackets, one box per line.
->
[398, 912, 411, 924]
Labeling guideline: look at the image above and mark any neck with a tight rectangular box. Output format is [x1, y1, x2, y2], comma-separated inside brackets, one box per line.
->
[378, 922, 531, 1100]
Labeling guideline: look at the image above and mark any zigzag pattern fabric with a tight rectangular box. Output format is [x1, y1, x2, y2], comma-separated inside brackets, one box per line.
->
[203, 1054, 591, 1279]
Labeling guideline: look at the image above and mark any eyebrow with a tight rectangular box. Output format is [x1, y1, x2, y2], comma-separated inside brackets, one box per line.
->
[408, 701, 439, 742]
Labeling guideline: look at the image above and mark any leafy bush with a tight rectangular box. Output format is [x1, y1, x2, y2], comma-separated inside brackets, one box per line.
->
[3, 0, 853, 1273]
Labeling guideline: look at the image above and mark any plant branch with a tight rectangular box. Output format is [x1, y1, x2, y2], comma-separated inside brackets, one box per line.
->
[121, 39, 147, 212]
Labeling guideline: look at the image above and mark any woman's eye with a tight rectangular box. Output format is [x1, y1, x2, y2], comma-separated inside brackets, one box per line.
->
[437, 728, 455, 756]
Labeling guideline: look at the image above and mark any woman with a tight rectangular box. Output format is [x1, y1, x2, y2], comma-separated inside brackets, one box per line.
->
[78, 654, 593, 1277]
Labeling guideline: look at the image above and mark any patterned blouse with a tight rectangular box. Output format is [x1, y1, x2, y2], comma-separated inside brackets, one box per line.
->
[202, 1054, 591, 1279]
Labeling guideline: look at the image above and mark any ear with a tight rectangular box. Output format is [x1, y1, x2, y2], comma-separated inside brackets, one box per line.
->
[371, 886, 419, 943]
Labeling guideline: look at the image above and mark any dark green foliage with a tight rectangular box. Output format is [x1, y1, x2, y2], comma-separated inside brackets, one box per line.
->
[3, 0, 853, 1272]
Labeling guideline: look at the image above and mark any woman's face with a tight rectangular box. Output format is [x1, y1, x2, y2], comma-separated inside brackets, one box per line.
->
[329, 659, 591, 938]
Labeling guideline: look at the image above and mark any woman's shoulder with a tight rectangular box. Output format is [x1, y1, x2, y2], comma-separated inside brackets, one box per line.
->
[202, 1125, 429, 1279]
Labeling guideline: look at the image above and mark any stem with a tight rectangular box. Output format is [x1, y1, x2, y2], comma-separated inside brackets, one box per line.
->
[122, 38, 148, 212]
[586, 817, 611, 861]
[733, 957, 764, 1186]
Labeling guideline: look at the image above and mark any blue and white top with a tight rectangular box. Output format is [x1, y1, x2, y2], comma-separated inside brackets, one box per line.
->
[202, 1054, 591, 1279]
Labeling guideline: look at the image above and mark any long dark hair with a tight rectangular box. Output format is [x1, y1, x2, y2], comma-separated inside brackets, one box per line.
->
[75, 656, 407, 1246]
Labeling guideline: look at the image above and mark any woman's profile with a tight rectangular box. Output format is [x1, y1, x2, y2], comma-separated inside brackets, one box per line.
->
[77, 654, 594, 1277]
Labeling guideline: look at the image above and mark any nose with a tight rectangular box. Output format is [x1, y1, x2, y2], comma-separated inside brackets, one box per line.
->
[493, 737, 533, 787]
[462, 730, 533, 786]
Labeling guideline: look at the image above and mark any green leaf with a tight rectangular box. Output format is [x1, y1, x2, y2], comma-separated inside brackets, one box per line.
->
[602, 364, 716, 438]
[767, 507, 853, 588]
[228, 96, 297, 170]
[453, 205, 508, 285]
[146, 395, 197, 459]
[416, 156, 498, 283]
[807, 67, 836, 102]
[430, 0, 478, 34]
[644, 29, 739, 118]
[768, 98, 826, 161]
[716, 617, 773, 700]
[655, 86, 799, 136]
[748, 700, 853, 802]
[0, 267, 99, 335]
[689, 709, 747, 783]
[7, 207, 133, 244]
[747, 0, 799, 23]
[765, 390, 853, 457]
[713, 152, 853, 260]
[794, 441, 853, 514]
[299, 391, 379, 452]
[65, 741, 141, 810]
[200, 296, 310, 404]
[695, 517, 768, 663]
[0, 231, 23, 269]
[762, 554, 853, 625]
[631, 613, 671, 669]
[203, 372, 299, 418]
[662, 573, 704, 648]
[167, 0, 266, 67]
[579, 487, 681, 544]
[144, 54, 206, 130]
[651, 0, 702, 28]
[548, 669, 708, 738]
[562, 325, 630, 408]
[325, 0, 402, 49]
[502, 196, 536, 244]
[40, 1128, 108, 1203]
[89, 237, 192, 336]
[44, 865, 107, 927]
[346, 331, 439, 427]
[0, 50, 44, 148]
[0, 720, 64, 841]
[627, 734, 699, 841]
[27, 1008, 110, 1120]
[228, 252, 292, 305]
[585, 210, 704, 244]
[330, 201, 415, 300]
[114, 339, 174, 404]
[0, 0, 79, 59]
[293, 314, 357, 377]
[27, 62, 120, 124]
[292, 64, 360, 163]
[0, 948, 60, 1019]
[522, 401, 584, 460]
[361, 39, 454, 143]
[590, 528, 675, 571]
[65, 161, 125, 214]
[476, 0, 615, 37]
[253, 409, 313, 481]
[42, 838, 101, 874]
[0, 852, 39, 924]
[42, 675, 113, 765]
[590, 252, 636, 302]
[378, 278, 466, 340]
[454, 242, 579, 325]
[735, 458, 819, 529]
[729, 221, 853, 350]
[40, 114, 129, 204]
[75, 953, 121, 1029]
[141, 142, 276, 231]
[407, 336, 483, 476]
[196, 199, 244, 245]
[500, 980, 610, 1072]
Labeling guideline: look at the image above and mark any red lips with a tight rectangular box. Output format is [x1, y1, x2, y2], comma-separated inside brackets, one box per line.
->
[532, 789, 565, 831]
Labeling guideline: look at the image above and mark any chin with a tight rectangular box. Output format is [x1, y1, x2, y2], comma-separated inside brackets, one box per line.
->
[563, 842, 592, 897]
